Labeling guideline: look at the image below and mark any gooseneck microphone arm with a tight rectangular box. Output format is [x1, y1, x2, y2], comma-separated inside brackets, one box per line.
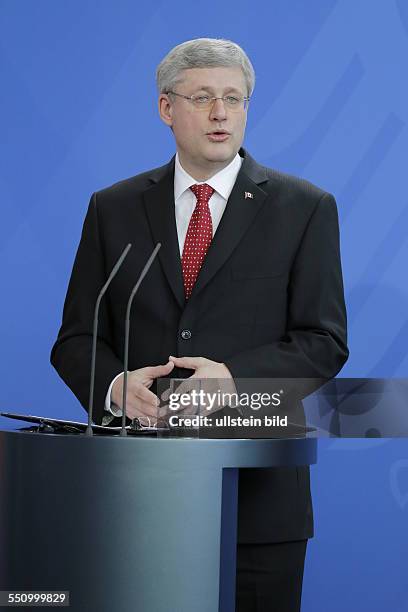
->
[86, 243, 132, 436]
[120, 243, 161, 436]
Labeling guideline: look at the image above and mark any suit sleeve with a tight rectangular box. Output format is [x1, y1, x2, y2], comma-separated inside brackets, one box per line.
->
[224, 192, 349, 391]
[50, 193, 124, 425]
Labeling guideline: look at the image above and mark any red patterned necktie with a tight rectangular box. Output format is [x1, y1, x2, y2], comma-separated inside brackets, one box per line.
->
[181, 183, 215, 299]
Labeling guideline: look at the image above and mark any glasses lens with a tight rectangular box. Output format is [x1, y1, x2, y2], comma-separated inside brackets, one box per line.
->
[191, 95, 247, 111]
[192, 95, 211, 108]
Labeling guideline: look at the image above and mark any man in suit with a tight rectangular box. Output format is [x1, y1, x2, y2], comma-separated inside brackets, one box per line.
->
[51, 38, 348, 611]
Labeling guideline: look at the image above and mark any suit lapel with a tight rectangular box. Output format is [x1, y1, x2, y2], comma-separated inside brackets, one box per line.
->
[143, 158, 185, 309]
[189, 150, 270, 300]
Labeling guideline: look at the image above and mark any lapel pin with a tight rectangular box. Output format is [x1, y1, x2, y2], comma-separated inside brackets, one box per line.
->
[244, 191, 254, 199]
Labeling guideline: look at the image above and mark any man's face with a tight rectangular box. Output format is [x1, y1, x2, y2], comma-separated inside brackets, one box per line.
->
[159, 66, 248, 178]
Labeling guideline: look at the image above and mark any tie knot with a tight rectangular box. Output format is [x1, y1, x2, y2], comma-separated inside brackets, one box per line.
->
[190, 183, 215, 204]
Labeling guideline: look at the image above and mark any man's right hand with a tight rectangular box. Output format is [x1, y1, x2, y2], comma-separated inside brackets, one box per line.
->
[111, 361, 175, 421]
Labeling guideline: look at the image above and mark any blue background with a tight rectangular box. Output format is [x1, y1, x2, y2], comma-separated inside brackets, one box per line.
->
[1, 1, 407, 609]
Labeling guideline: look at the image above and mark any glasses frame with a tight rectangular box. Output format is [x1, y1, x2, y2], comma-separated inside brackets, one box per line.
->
[166, 90, 250, 111]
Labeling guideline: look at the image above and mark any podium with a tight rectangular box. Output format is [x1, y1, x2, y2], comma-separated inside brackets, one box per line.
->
[0, 428, 316, 612]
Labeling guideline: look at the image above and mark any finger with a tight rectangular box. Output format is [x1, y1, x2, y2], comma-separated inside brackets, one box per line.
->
[169, 356, 205, 369]
[160, 375, 196, 403]
[171, 377, 198, 398]
[129, 381, 159, 408]
[126, 398, 159, 420]
[160, 397, 196, 418]
[167, 378, 205, 416]
[140, 361, 175, 379]
[131, 389, 161, 417]
[161, 387, 170, 402]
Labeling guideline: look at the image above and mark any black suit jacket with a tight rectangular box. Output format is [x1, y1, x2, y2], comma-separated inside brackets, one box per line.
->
[50, 148, 348, 543]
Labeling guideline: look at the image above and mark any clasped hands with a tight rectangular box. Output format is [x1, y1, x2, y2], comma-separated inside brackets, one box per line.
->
[111, 356, 236, 423]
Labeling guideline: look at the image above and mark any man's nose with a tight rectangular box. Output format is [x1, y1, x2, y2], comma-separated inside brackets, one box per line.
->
[209, 98, 227, 121]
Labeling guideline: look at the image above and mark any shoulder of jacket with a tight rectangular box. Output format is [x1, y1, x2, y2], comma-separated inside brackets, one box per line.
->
[263, 166, 330, 202]
[93, 161, 169, 201]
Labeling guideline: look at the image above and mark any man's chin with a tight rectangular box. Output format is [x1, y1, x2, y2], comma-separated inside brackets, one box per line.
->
[203, 144, 237, 164]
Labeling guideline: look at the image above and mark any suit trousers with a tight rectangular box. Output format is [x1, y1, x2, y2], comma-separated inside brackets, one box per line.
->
[235, 540, 308, 612]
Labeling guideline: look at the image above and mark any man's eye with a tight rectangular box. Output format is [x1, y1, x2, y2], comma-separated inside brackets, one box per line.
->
[195, 95, 210, 104]
[225, 96, 240, 105]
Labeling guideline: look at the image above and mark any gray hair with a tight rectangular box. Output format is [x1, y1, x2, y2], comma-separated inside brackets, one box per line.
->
[156, 38, 255, 96]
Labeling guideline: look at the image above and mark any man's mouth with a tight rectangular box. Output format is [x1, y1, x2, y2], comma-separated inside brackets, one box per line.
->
[206, 130, 230, 142]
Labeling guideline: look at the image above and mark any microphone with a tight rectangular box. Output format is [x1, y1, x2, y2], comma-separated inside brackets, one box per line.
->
[85, 244, 132, 436]
[120, 243, 161, 436]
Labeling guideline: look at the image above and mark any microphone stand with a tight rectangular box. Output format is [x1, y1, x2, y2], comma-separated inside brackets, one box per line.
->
[85, 244, 132, 436]
[120, 243, 161, 436]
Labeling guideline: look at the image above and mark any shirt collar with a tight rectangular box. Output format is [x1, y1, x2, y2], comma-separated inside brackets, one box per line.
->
[174, 151, 243, 201]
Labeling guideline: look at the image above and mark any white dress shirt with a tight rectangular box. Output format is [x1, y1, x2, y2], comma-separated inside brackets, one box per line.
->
[102, 152, 243, 425]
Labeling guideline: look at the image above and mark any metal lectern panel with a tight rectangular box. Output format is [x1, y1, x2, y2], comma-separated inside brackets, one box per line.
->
[0, 431, 316, 612]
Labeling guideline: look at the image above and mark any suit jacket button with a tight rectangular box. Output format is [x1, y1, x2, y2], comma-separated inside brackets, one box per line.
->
[181, 329, 192, 340]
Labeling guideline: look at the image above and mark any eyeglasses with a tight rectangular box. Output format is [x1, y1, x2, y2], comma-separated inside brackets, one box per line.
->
[167, 91, 250, 111]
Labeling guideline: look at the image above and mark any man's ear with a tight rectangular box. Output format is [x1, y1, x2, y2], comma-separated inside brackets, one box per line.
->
[158, 94, 173, 127]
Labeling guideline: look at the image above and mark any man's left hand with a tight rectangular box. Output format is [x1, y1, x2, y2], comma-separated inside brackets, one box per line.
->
[168, 355, 232, 380]
[159, 356, 237, 416]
